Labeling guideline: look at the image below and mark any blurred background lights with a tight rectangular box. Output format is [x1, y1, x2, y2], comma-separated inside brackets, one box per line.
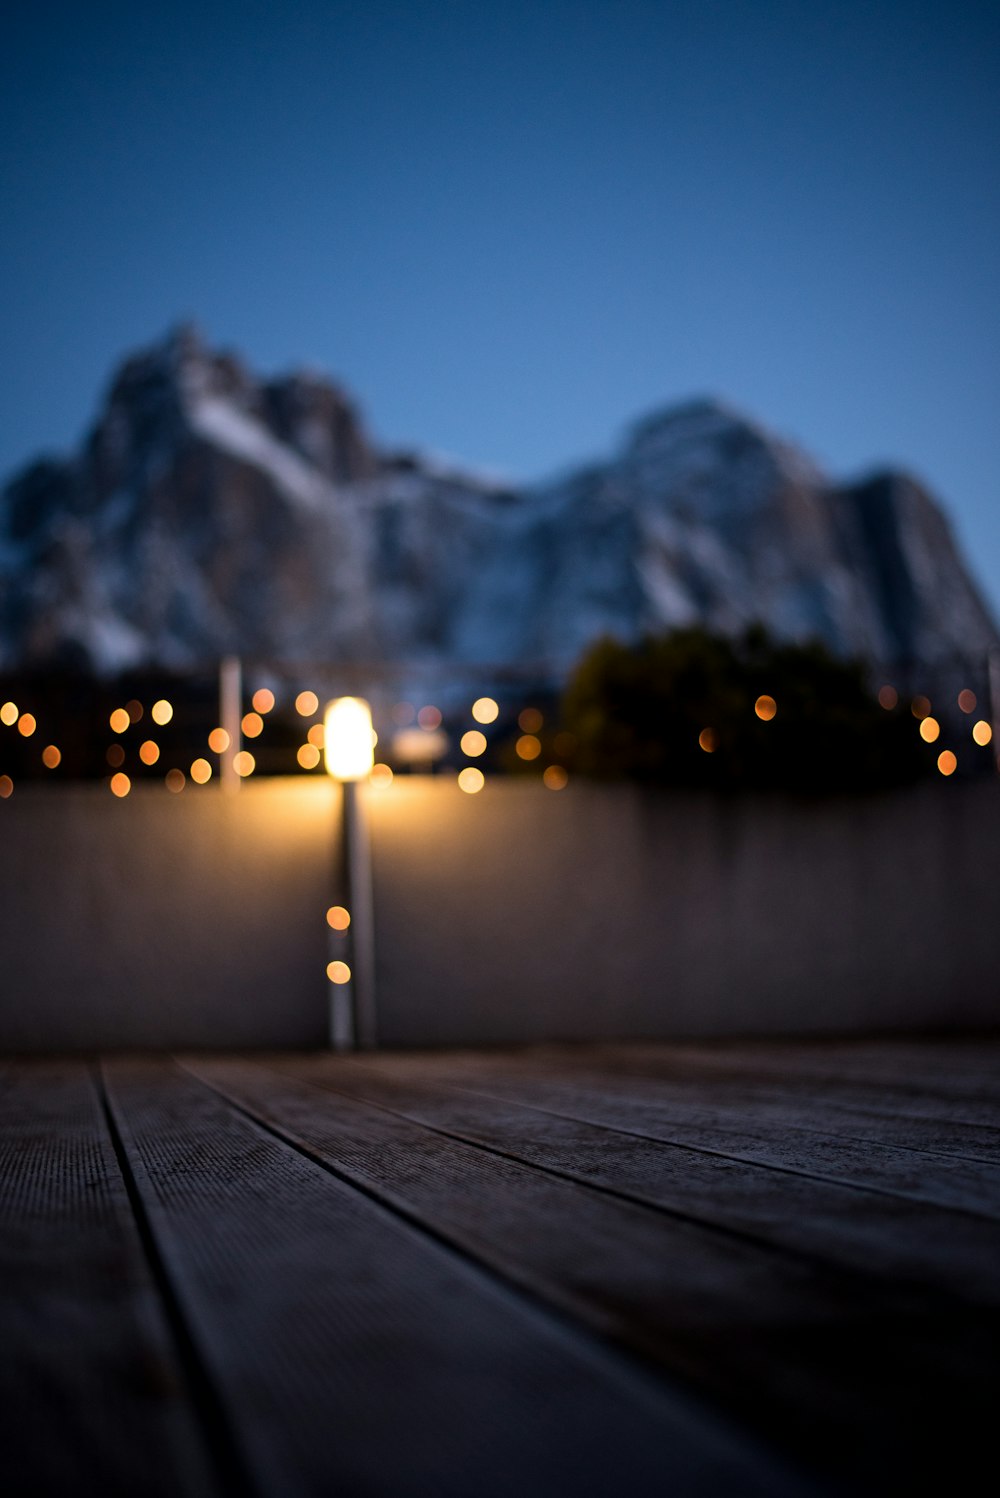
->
[324, 697, 374, 780]
[296, 690, 319, 717]
[139, 740, 160, 765]
[457, 767, 485, 794]
[326, 905, 351, 930]
[151, 699, 173, 726]
[42, 745, 61, 769]
[109, 707, 130, 733]
[471, 697, 499, 724]
[307, 723, 325, 748]
[370, 763, 393, 787]
[252, 688, 275, 714]
[242, 712, 263, 738]
[470, 698, 497, 728]
[327, 960, 351, 985]
[754, 695, 777, 721]
[208, 727, 230, 754]
[460, 730, 487, 757]
[543, 765, 568, 790]
[165, 768, 185, 793]
[190, 758, 212, 784]
[1, 701, 18, 726]
[878, 685, 898, 710]
[937, 750, 957, 777]
[106, 744, 125, 768]
[0, 775, 12, 798]
[109, 772, 130, 797]
[958, 689, 977, 713]
[911, 696, 931, 720]
[233, 751, 255, 777]
[919, 717, 941, 743]
[17, 713, 36, 737]
[297, 743, 321, 770]
[516, 734, 541, 760]
[126, 700, 143, 723]
[518, 706, 543, 733]
[698, 727, 718, 753]
[973, 720, 993, 746]
[417, 705, 442, 730]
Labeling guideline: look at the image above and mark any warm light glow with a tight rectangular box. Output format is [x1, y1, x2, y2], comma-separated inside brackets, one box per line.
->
[919, 716, 940, 743]
[370, 762, 394, 787]
[252, 688, 275, 714]
[208, 727, 230, 754]
[471, 697, 499, 724]
[165, 768, 185, 793]
[460, 730, 487, 757]
[698, 727, 717, 753]
[233, 751, 255, 777]
[139, 740, 160, 765]
[296, 690, 319, 717]
[190, 758, 212, 784]
[878, 685, 898, 710]
[42, 745, 62, 769]
[327, 960, 352, 984]
[241, 712, 263, 738]
[1, 701, 18, 726]
[151, 699, 173, 726]
[109, 707, 130, 733]
[418, 705, 442, 730]
[958, 689, 977, 714]
[911, 695, 931, 720]
[543, 765, 568, 790]
[297, 743, 321, 769]
[937, 750, 957, 777]
[126, 700, 143, 723]
[518, 706, 543, 733]
[106, 744, 125, 768]
[109, 772, 131, 798]
[457, 766, 485, 794]
[516, 734, 542, 760]
[17, 713, 36, 737]
[307, 723, 325, 748]
[754, 695, 777, 721]
[324, 697, 375, 780]
[392, 726, 448, 764]
[327, 905, 351, 930]
[0, 775, 12, 798]
[973, 720, 993, 746]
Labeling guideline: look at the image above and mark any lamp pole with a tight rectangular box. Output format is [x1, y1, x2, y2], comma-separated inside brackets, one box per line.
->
[324, 697, 377, 1051]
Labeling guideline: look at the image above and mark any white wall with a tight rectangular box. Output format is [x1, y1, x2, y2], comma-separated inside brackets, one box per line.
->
[0, 777, 997, 1050]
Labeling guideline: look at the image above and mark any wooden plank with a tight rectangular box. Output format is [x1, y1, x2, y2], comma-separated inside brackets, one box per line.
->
[359, 1043, 1000, 1164]
[381, 1056, 1000, 1218]
[299, 1057, 1000, 1283]
[0, 1060, 218, 1498]
[186, 1054, 1000, 1495]
[103, 1057, 792, 1498]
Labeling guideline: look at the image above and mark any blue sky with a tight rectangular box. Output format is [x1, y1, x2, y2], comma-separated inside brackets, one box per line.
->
[2, 0, 998, 610]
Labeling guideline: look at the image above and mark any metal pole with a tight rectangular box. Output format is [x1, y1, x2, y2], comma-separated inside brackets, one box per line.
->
[219, 655, 242, 793]
[342, 779, 377, 1049]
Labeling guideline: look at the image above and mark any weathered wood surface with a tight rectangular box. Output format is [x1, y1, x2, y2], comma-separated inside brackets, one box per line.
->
[2, 1040, 999, 1497]
[0, 1061, 217, 1498]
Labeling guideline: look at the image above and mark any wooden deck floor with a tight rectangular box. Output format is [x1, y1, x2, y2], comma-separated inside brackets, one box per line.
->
[3, 1038, 999, 1496]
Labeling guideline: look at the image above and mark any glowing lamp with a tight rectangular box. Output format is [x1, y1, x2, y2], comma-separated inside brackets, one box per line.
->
[324, 697, 375, 781]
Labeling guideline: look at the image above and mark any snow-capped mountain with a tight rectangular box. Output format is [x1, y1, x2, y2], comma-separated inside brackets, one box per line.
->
[1, 326, 995, 686]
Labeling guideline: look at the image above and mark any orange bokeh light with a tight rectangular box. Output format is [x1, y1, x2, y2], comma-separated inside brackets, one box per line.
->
[139, 740, 160, 765]
[241, 712, 263, 738]
[252, 688, 275, 714]
[516, 734, 542, 760]
[543, 765, 568, 790]
[327, 905, 351, 930]
[190, 758, 212, 784]
[42, 745, 62, 769]
[109, 772, 131, 798]
[295, 690, 319, 717]
[754, 695, 777, 721]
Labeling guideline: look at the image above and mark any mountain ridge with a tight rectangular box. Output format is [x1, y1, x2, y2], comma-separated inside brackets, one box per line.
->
[1, 325, 995, 689]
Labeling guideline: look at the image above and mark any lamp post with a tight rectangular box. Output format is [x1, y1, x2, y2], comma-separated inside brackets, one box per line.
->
[324, 697, 376, 1051]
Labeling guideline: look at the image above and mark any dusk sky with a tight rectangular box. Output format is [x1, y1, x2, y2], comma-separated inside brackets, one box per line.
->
[2, 0, 998, 608]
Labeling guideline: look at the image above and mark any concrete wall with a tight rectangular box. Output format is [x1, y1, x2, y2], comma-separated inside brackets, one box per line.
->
[1, 777, 997, 1050]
